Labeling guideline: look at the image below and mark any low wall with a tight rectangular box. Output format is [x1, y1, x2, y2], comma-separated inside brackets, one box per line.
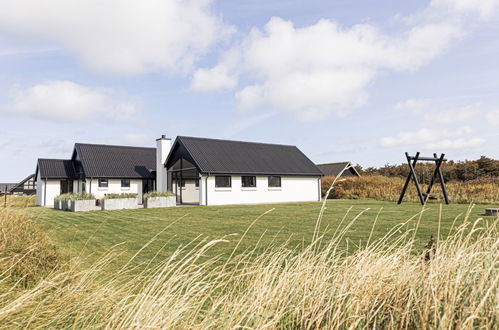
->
[69, 200, 96, 212]
[53, 200, 61, 210]
[102, 198, 138, 210]
[144, 196, 176, 208]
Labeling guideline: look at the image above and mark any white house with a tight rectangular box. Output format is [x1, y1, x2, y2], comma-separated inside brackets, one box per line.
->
[35, 135, 324, 207]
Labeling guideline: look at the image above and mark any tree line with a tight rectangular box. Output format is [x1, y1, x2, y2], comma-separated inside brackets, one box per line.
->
[357, 156, 499, 183]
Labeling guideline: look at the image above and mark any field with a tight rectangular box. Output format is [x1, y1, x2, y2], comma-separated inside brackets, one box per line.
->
[1, 198, 498, 328]
[25, 199, 497, 270]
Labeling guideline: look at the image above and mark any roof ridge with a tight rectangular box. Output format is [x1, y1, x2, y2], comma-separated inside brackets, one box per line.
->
[38, 158, 72, 161]
[75, 142, 155, 150]
[177, 136, 298, 148]
[317, 161, 351, 166]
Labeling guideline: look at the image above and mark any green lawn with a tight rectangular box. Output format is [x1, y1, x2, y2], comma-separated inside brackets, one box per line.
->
[25, 200, 497, 270]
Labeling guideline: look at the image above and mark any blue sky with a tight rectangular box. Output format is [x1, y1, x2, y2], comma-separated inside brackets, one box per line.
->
[0, 0, 498, 181]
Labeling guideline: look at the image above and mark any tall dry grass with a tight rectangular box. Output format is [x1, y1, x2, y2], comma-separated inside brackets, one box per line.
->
[322, 175, 499, 204]
[1, 195, 36, 208]
[0, 205, 497, 328]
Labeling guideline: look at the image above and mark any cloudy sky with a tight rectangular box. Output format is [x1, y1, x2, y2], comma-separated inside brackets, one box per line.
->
[1, 0, 498, 181]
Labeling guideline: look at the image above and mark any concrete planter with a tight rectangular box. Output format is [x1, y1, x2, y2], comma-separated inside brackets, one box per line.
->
[61, 200, 69, 211]
[54, 200, 61, 210]
[102, 198, 138, 210]
[144, 196, 176, 208]
[69, 199, 96, 212]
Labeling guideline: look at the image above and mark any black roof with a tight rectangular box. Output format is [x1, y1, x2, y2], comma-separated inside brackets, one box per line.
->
[74, 143, 156, 179]
[9, 174, 35, 192]
[167, 136, 323, 176]
[0, 183, 16, 193]
[37, 159, 77, 179]
[316, 162, 360, 177]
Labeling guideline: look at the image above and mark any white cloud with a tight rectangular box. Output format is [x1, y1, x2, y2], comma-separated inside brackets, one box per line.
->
[430, 0, 499, 19]
[486, 109, 499, 125]
[190, 65, 237, 91]
[192, 9, 462, 121]
[379, 126, 483, 150]
[0, 81, 138, 121]
[395, 100, 479, 124]
[0, 0, 231, 75]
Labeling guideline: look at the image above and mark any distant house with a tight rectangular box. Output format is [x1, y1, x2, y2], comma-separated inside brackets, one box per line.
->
[10, 174, 36, 195]
[316, 162, 360, 178]
[35, 135, 323, 207]
[0, 183, 16, 196]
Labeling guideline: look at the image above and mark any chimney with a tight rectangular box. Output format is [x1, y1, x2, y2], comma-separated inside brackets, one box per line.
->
[156, 134, 171, 192]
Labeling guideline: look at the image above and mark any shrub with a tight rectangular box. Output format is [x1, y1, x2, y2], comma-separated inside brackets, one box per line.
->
[0, 209, 67, 288]
[103, 193, 138, 199]
[143, 191, 175, 199]
[322, 175, 499, 204]
[55, 193, 95, 201]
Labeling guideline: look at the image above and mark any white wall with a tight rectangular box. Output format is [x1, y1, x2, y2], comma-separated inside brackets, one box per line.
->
[200, 175, 321, 206]
[88, 179, 143, 202]
[156, 136, 171, 192]
[36, 169, 43, 206]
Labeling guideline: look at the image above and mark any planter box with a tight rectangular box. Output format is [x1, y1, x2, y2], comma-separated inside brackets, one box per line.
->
[54, 200, 61, 210]
[101, 198, 138, 210]
[61, 200, 69, 211]
[144, 196, 176, 208]
[69, 199, 96, 212]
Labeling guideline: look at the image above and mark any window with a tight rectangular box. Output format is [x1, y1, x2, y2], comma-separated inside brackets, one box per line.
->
[98, 179, 108, 188]
[242, 176, 256, 188]
[121, 179, 130, 188]
[215, 176, 231, 188]
[268, 176, 281, 188]
[177, 179, 185, 187]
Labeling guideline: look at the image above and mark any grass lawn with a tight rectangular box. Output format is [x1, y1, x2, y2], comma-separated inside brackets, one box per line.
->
[24, 200, 497, 270]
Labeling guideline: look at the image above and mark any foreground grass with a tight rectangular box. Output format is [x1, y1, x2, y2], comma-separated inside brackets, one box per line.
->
[24, 200, 498, 271]
[1, 203, 497, 328]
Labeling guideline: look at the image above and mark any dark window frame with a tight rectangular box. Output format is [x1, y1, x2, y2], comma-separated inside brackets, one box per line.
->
[268, 176, 281, 188]
[215, 175, 231, 188]
[241, 176, 257, 188]
[195, 179, 199, 188]
[121, 179, 130, 188]
[98, 179, 108, 188]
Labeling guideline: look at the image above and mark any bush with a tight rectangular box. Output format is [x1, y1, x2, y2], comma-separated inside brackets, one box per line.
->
[0, 209, 67, 288]
[103, 193, 138, 199]
[143, 191, 175, 199]
[322, 175, 499, 204]
[55, 192, 95, 201]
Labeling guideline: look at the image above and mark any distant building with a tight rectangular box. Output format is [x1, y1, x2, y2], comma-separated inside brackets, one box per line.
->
[316, 162, 361, 178]
[0, 183, 16, 195]
[9, 174, 36, 196]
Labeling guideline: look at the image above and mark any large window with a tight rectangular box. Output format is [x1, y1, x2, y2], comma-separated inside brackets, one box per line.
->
[268, 176, 281, 188]
[98, 179, 108, 188]
[215, 176, 231, 188]
[121, 179, 130, 188]
[242, 176, 256, 188]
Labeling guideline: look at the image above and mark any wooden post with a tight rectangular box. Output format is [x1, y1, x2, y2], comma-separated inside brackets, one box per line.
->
[398, 152, 421, 204]
[4, 184, 7, 208]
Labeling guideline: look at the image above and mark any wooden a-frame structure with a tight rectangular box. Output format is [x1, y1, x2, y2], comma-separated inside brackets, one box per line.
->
[397, 152, 450, 205]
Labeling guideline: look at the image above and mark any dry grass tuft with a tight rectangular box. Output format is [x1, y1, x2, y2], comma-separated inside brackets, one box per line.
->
[0, 209, 66, 288]
[1, 195, 36, 208]
[0, 204, 497, 328]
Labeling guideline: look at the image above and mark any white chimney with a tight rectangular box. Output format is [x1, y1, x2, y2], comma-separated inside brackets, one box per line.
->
[156, 134, 171, 192]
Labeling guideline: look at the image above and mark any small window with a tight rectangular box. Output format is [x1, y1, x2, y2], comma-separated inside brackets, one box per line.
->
[242, 176, 256, 188]
[215, 176, 231, 188]
[268, 176, 281, 188]
[121, 179, 130, 188]
[98, 179, 108, 188]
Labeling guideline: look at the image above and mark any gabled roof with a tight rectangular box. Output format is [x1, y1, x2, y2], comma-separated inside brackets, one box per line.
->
[316, 162, 360, 177]
[37, 159, 77, 179]
[74, 143, 156, 179]
[166, 136, 323, 176]
[9, 174, 35, 192]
